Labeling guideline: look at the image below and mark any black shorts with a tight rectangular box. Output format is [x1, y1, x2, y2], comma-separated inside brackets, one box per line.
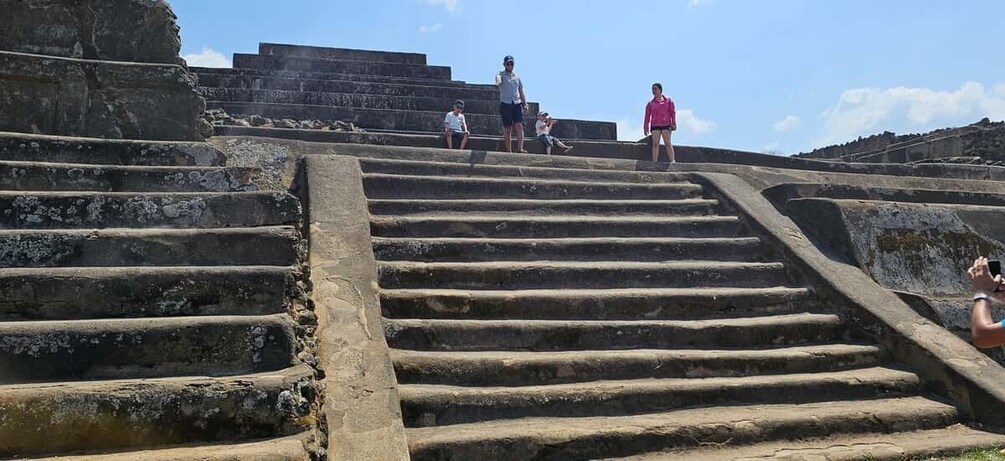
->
[450, 131, 467, 146]
[651, 125, 672, 132]
[538, 134, 557, 146]
[500, 102, 524, 127]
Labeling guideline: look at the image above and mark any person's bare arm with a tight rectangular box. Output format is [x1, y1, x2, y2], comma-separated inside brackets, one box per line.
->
[968, 256, 1005, 348]
[519, 81, 528, 113]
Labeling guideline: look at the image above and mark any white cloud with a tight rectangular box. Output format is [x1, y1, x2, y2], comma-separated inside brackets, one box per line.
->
[773, 115, 800, 132]
[418, 23, 442, 34]
[182, 48, 230, 68]
[424, 0, 459, 11]
[688, 0, 711, 8]
[677, 109, 717, 135]
[616, 119, 646, 142]
[817, 81, 1005, 146]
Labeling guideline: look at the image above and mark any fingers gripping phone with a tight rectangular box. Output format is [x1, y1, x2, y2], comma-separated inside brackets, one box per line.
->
[990, 260, 1003, 292]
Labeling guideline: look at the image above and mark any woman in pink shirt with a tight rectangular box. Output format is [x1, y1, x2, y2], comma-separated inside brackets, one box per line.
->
[643, 83, 677, 162]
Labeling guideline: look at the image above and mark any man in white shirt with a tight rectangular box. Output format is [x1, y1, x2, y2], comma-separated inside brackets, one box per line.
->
[443, 99, 469, 149]
[495, 55, 528, 153]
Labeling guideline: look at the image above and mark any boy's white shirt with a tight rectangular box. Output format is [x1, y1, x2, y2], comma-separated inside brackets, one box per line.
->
[444, 111, 467, 132]
[535, 119, 550, 136]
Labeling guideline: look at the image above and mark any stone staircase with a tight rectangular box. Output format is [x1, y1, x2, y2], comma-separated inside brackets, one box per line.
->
[193, 42, 618, 140]
[358, 156, 1005, 460]
[0, 133, 318, 459]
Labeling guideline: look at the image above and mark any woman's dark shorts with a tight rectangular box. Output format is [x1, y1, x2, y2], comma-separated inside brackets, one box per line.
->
[500, 102, 524, 127]
[651, 125, 672, 132]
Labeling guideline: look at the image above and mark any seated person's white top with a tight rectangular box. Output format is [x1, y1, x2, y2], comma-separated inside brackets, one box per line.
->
[444, 111, 466, 133]
[535, 119, 549, 136]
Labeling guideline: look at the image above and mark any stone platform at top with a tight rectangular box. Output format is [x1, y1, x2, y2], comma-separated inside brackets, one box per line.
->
[194, 42, 619, 140]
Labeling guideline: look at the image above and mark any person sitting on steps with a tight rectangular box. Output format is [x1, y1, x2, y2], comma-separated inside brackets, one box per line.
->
[535, 112, 573, 155]
[443, 99, 469, 149]
[643, 82, 677, 163]
[967, 256, 1005, 348]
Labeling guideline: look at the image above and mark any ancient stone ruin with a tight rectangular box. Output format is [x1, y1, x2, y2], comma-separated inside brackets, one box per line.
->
[0, 0, 206, 140]
[4, 1, 1005, 460]
[799, 117, 1005, 165]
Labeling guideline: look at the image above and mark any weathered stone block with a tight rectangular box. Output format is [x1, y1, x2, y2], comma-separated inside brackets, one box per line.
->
[260, 42, 427, 65]
[198, 87, 533, 115]
[233, 54, 452, 80]
[0, 51, 205, 140]
[195, 72, 499, 100]
[785, 198, 1005, 297]
[1, 0, 184, 65]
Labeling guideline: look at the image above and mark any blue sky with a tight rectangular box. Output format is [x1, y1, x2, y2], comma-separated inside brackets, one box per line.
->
[172, 0, 1005, 155]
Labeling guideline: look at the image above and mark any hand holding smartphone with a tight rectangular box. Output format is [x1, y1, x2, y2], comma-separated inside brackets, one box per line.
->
[989, 260, 1002, 292]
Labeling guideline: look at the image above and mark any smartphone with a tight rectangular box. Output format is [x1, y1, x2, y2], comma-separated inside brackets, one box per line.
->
[991, 260, 1002, 277]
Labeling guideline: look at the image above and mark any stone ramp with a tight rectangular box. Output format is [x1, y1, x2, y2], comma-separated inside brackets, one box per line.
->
[357, 156, 1005, 460]
[194, 43, 618, 140]
[0, 133, 318, 459]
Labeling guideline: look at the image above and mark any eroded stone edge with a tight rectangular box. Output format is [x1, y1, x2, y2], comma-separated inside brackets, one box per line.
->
[693, 171, 1005, 426]
[304, 154, 410, 461]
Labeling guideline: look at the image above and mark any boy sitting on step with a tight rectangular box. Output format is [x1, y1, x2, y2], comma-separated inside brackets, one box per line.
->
[444, 99, 470, 149]
[535, 112, 573, 155]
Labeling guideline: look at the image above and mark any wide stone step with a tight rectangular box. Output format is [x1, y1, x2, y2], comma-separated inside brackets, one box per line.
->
[392, 343, 884, 386]
[368, 198, 719, 217]
[260, 42, 428, 65]
[0, 314, 297, 383]
[370, 215, 744, 239]
[405, 396, 958, 461]
[377, 260, 789, 290]
[200, 87, 534, 116]
[372, 237, 763, 263]
[218, 124, 649, 160]
[380, 287, 814, 321]
[197, 73, 498, 100]
[0, 226, 300, 267]
[618, 426, 1005, 461]
[0, 265, 294, 321]
[207, 101, 618, 140]
[362, 174, 702, 200]
[399, 367, 921, 427]
[32, 434, 312, 460]
[0, 365, 313, 458]
[0, 160, 258, 192]
[0, 131, 225, 166]
[0, 191, 301, 229]
[358, 157, 692, 183]
[233, 53, 452, 80]
[194, 67, 494, 89]
[384, 313, 844, 351]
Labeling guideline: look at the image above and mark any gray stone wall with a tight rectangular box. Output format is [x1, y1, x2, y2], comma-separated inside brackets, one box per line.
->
[0, 0, 205, 141]
[0, 0, 184, 64]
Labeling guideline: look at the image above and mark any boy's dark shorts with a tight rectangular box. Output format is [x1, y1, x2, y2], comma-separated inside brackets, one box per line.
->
[500, 102, 524, 127]
[538, 134, 556, 147]
[450, 130, 467, 147]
